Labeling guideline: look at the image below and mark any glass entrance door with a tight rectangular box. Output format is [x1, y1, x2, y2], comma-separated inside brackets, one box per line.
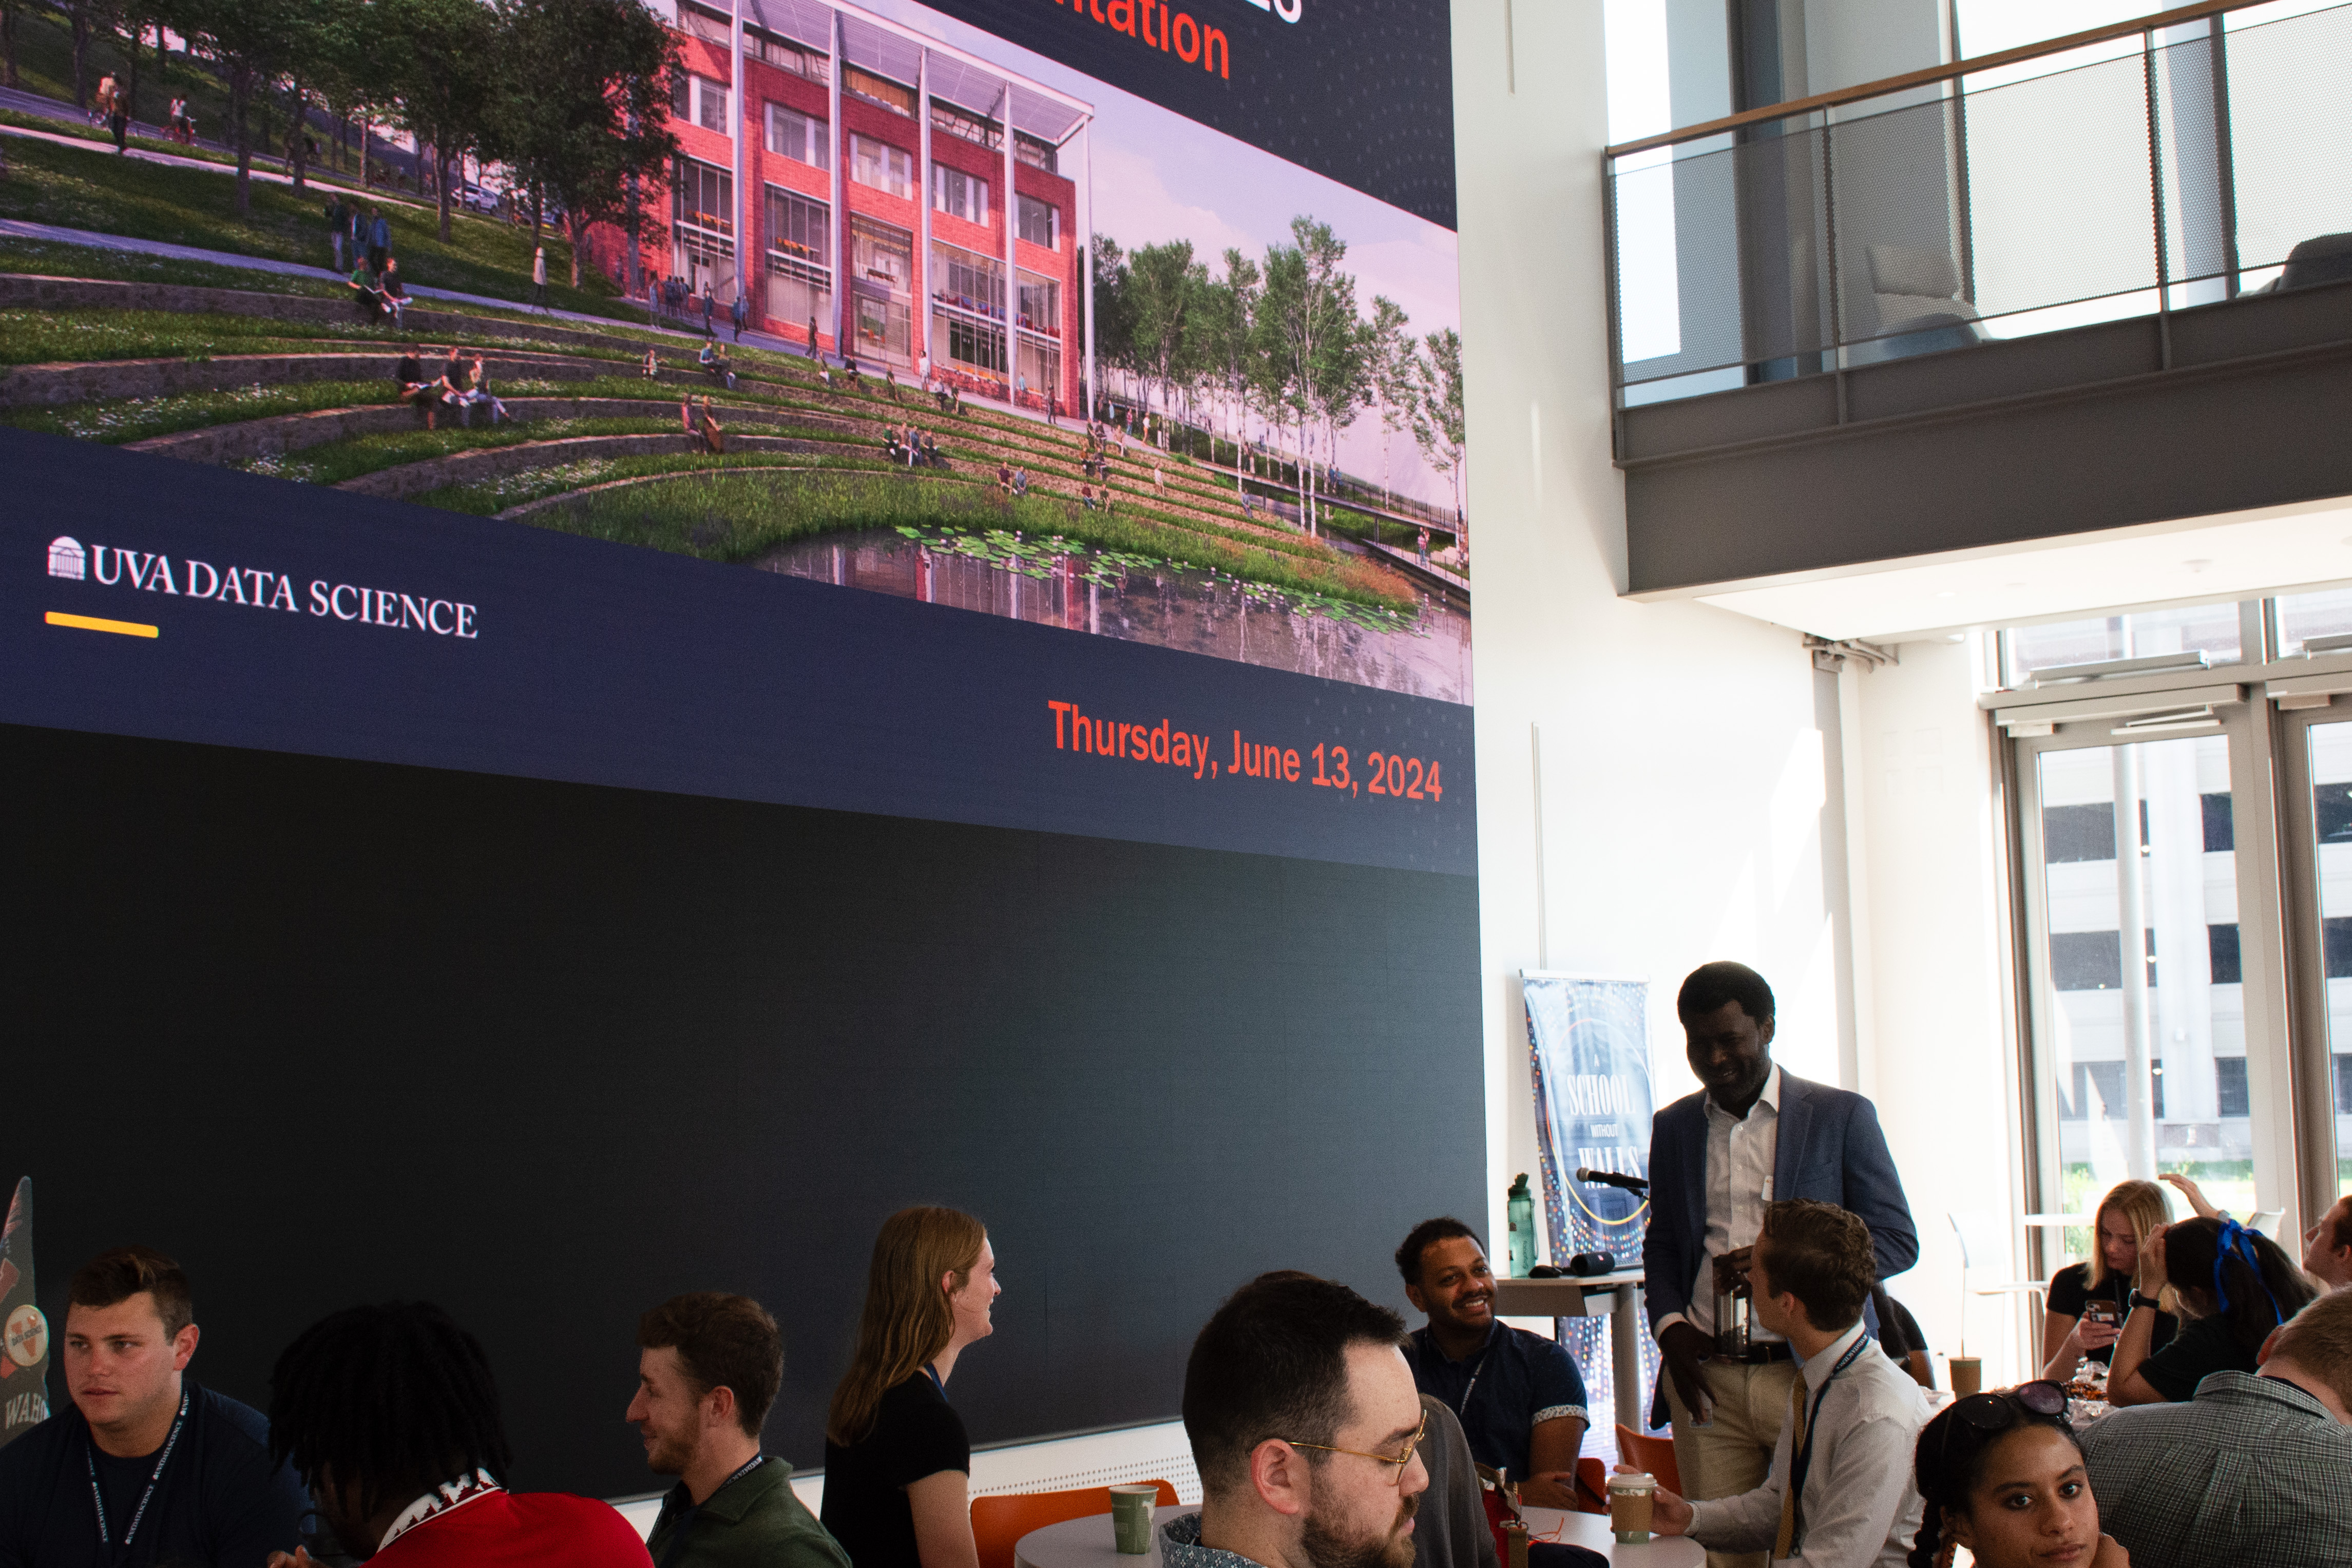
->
[2022, 731, 2253, 1227]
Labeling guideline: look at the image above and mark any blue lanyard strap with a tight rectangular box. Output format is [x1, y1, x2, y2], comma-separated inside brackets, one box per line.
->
[87, 1389, 190, 1562]
[1787, 1335, 1873, 1556]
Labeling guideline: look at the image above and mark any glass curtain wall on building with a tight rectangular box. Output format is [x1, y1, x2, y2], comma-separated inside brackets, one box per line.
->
[766, 187, 832, 333]
[2282, 712, 2352, 1200]
[672, 156, 735, 298]
[933, 242, 1006, 375]
[850, 216, 913, 364]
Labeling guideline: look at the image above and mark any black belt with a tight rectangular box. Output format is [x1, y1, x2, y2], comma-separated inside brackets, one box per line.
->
[1714, 1343, 1794, 1364]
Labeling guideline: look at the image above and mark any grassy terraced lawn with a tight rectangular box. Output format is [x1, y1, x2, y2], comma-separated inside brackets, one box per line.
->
[236, 415, 858, 487]
[0, 127, 628, 318]
[509, 469, 1417, 615]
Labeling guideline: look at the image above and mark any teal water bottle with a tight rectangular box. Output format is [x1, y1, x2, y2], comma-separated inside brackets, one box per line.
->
[1506, 1173, 1535, 1277]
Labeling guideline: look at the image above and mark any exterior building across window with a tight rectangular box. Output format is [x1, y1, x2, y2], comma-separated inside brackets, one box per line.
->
[851, 135, 913, 200]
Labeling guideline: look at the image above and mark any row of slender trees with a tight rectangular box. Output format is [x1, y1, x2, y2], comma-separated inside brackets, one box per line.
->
[5, 0, 681, 286]
[1092, 215, 1466, 542]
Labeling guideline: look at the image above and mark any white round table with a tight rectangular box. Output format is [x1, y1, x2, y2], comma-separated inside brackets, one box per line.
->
[1011, 1504, 1704, 1568]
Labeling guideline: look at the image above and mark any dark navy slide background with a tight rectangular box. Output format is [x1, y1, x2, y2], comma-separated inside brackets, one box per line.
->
[4, 431, 1473, 876]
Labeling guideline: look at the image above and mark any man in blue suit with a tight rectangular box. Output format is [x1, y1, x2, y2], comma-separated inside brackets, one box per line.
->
[1643, 962, 1916, 1568]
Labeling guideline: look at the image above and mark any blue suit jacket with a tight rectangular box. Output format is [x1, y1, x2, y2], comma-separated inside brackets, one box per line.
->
[1642, 1069, 1918, 1424]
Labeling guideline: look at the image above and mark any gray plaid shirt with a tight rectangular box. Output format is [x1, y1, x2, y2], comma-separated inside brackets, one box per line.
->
[2079, 1371, 2352, 1568]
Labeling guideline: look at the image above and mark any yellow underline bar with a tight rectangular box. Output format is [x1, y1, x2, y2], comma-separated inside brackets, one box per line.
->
[46, 610, 160, 639]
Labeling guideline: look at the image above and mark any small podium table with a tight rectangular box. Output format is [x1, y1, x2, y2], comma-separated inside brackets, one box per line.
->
[1491, 1271, 1648, 1432]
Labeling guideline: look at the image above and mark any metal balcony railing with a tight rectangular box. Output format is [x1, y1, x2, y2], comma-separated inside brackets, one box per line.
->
[1606, 0, 2352, 405]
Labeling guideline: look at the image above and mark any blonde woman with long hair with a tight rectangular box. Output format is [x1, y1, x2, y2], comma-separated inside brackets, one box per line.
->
[2041, 1179, 2177, 1383]
[821, 1208, 1001, 1568]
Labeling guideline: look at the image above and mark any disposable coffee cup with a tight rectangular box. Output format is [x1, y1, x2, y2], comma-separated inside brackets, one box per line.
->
[1608, 1471, 1656, 1544]
[1949, 1356, 1983, 1396]
[1109, 1485, 1159, 1555]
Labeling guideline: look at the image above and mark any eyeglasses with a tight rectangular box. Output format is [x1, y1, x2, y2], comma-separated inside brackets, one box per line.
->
[1279, 1411, 1428, 1485]
[1935, 1381, 2069, 1474]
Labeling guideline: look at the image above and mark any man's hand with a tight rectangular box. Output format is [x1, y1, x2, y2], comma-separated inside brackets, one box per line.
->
[2092, 1532, 2132, 1567]
[1657, 1321, 1715, 1423]
[1519, 1474, 1585, 1511]
[265, 1552, 322, 1568]
[1614, 1466, 1694, 1536]
[1710, 1246, 1753, 1295]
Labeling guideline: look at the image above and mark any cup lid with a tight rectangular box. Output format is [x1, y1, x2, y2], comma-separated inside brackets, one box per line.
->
[1608, 1472, 1653, 1487]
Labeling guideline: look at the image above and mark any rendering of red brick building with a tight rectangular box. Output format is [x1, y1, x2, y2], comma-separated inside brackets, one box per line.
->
[587, 0, 1095, 413]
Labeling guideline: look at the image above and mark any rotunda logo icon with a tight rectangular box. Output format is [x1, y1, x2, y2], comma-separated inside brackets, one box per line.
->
[47, 537, 86, 580]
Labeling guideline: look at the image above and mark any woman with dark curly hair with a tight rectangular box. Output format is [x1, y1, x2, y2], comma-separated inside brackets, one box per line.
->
[2108, 1216, 2317, 1407]
[1906, 1383, 2126, 1568]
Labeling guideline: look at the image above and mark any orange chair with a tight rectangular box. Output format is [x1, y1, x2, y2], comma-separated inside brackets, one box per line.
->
[972, 1481, 1181, 1568]
[1571, 1456, 1611, 1515]
[1615, 1424, 1683, 1497]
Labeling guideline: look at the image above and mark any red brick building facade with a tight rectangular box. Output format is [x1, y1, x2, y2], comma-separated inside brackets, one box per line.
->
[586, 0, 1094, 413]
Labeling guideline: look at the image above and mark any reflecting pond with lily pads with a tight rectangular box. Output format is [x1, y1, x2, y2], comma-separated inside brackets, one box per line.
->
[760, 526, 1472, 703]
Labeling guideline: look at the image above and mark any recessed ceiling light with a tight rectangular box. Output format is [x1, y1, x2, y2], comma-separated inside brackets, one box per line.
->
[2183, 558, 2213, 573]
[1936, 590, 1957, 599]
[2005, 581, 2028, 590]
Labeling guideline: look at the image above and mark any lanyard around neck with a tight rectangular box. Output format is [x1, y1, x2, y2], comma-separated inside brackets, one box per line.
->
[87, 1389, 190, 1563]
[1787, 1334, 1873, 1556]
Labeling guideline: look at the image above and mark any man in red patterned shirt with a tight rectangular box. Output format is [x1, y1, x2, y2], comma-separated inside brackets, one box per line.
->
[261, 1302, 651, 1566]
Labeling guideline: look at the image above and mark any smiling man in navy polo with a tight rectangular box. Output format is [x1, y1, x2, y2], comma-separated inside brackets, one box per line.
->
[1395, 1219, 1589, 1509]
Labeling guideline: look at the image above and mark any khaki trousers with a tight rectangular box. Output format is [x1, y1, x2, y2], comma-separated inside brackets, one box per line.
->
[1663, 1356, 1802, 1568]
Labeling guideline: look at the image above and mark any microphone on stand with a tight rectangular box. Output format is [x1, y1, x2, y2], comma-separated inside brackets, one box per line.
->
[1575, 1167, 1650, 1194]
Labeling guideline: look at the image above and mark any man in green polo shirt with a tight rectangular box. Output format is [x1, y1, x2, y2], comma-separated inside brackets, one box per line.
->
[629, 1292, 852, 1568]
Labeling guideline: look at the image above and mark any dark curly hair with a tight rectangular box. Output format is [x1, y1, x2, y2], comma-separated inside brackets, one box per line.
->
[1906, 1397, 2079, 1568]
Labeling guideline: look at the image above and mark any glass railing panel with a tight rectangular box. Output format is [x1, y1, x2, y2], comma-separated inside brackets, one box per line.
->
[2222, 3, 2352, 283]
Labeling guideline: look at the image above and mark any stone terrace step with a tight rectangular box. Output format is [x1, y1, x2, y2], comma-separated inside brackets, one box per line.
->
[335, 432, 845, 500]
[124, 396, 860, 466]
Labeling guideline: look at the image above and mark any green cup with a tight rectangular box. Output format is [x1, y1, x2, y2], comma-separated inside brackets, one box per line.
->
[1110, 1486, 1160, 1554]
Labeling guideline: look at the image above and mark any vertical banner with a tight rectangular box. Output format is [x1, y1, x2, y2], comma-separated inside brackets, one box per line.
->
[0, 1177, 48, 1446]
[1523, 974, 1662, 1435]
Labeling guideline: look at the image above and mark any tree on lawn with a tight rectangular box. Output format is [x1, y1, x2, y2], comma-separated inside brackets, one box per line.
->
[1088, 235, 1135, 417]
[1411, 327, 1465, 548]
[499, 0, 680, 288]
[1196, 247, 1260, 493]
[1255, 217, 1356, 536]
[380, 0, 502, 242]
[0, 0, 36, 91]
[176, 0, 303, 217]
[1365, 294, 1415, 513]
[1123, 239, 1204, 430]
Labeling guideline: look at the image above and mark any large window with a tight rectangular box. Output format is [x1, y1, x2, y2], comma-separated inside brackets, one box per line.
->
[672, 156, 736, 296]
[765, 186, 831, 333]
[766, 104, 829, 169]
[931, 242, 1005, 376]
[2004, 590, 2352, 1271]
[672, 72, 730, 133]
[850, 135, 913, 199]
[852, 216, 912, 293]
[932, 100, 1001, 150]
[1016, 270, 1058, 333]
[1016, 193, 1058, 250]
[933, 165, 989, 226]
[845, 66, 914, 116]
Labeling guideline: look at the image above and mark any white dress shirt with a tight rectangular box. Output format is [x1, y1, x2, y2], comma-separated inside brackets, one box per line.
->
[1660, 1063, 1783, 1340]
[1686, 1321, 1930, 1568]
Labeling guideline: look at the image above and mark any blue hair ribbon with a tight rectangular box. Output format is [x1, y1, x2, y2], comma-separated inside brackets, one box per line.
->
[2211, 1217, 2285, 1325]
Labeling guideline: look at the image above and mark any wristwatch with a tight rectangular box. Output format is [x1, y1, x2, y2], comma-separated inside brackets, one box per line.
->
[2128, 1290, 2163, 1313]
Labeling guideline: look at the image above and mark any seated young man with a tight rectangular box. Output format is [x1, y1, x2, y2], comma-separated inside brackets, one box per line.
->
[0, 1246, 309, 1565]
[1395, 1218, 1588, 1509]
[629, 1293, 850, 1568]
[2080, 1288, 2352, 1568]
[266, 1300, 651, 1565]
[1636, 1201, 1928, 1568]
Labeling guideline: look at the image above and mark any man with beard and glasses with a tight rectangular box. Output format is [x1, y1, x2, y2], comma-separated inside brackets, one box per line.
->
[629, 1293, 849, 1568]
[1165, 1273, 1427, 1568]
[262, 1301, 649, 1566]
[1646, 963, 1916, 1568]
[1395, 1219, 1588, 1508]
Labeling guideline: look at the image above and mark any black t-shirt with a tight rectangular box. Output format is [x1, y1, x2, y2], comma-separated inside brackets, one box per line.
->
[0, 1380, 311, 1568]
[2047, 1263, 2176, 1366]
[820, 1374, 969, 1568]
[2137, 1310, 2258, 1402]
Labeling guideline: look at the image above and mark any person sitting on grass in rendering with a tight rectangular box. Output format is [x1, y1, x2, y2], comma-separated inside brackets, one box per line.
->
[998, 462, 1014, 494]
[699, 397, 726, 455]
[698, 340, 736, 390]
[394, 351, 440, 429]
[1011, 468, 1029, 499]
[379, 258, 410, 329]
[1081, 484, 1096, 512]
[643, 347, 662, 381]
[451, 355, 509, 427]
[921, 432, 941, 469]
[844, 358, 863, 388]
[882, 427, 904, 464]
[348, 260, 385, 321]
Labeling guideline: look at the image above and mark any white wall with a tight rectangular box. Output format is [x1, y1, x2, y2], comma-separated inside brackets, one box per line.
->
[1454, 0, 2026, 1391]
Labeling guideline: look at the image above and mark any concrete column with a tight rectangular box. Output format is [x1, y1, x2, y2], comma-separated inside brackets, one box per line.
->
[1002, 86, 1017, 396]
[732, 0, 745, 307]
[829, 11, 844, 358]
[917, 50, 932, 375]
